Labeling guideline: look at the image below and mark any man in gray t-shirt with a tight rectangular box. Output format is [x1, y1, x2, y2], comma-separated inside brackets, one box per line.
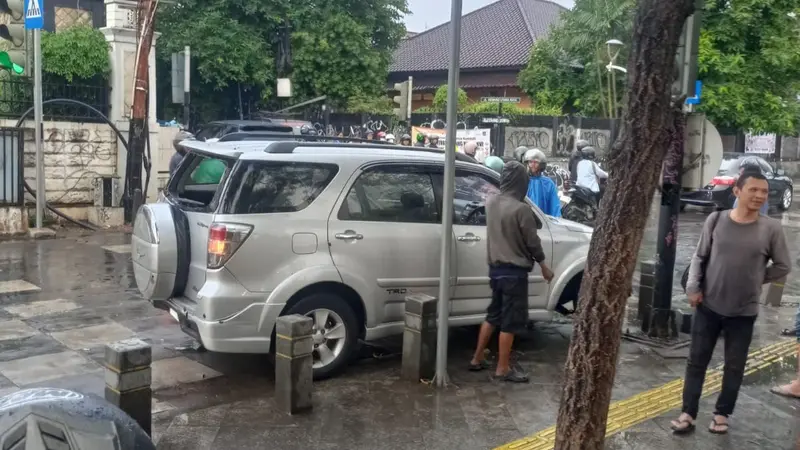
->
[671, 171, 790, 435]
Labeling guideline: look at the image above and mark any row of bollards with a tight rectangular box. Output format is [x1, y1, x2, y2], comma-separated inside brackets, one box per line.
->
[102, 296, 439, 435]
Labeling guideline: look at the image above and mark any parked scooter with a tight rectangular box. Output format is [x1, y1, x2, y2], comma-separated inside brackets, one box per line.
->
[562, 185, 599, 226]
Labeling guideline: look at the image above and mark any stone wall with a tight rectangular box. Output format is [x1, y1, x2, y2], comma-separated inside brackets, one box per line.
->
[0, 120, 118, 220]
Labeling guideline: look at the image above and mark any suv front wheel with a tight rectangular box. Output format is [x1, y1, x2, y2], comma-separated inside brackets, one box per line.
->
[284, 293, 359, 380]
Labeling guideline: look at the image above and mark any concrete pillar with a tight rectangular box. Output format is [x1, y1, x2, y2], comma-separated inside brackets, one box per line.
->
[401, 294, 437, 382]
[637, 260, 656, 327]
[763, 276, 786, 307]
[104, 338, 152, 436]
[275, 315, 313, 414]
[100, 0, 160, 206]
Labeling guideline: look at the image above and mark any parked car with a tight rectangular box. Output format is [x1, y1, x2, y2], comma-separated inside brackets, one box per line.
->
[193, 119, 315, 142]
[131, 138, 592, 379]
[681, 153, 793, 211]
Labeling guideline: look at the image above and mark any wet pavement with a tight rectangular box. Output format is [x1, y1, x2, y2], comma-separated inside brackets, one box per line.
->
[0, 206, 798, 449]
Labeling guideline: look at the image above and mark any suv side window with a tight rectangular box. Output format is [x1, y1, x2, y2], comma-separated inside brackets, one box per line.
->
[194, 125, 223, 141]
[339, 166, 439, 223]
[221, 162, 338, 214]
[453, 171, 500, 225]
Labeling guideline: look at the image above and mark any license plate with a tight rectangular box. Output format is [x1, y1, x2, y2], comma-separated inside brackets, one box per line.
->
[169, 308, 180, 323]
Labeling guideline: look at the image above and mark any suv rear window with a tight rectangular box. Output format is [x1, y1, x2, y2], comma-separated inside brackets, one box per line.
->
[168, 153, 233, 209]
[221, 162, 338, 214]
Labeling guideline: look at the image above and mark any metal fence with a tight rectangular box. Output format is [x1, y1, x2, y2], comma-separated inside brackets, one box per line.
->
[0, 127, 24, 206]
[0, 76, 111, 122]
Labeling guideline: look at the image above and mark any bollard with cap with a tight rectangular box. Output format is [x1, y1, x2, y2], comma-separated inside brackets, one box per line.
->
[401, 294, 437, 382]
[104, 338, 152, 436]
[275, 314, 313, 414]
[763, 276, 786, 307]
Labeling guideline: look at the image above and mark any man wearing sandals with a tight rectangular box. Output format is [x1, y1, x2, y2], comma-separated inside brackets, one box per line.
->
[671, 170, 791, 435]
[769, 309, 800, 399]
[467, 161, 555, 382]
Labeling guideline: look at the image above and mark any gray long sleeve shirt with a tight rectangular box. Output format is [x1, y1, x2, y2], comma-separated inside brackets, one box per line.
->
[686, 212, 791, 317]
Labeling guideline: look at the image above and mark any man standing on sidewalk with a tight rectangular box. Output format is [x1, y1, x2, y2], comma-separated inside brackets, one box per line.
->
[671, 171, 791, 435]
[468, 161, 555, 382]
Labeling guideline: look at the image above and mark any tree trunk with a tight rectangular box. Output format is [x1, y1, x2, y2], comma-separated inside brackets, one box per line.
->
[124, 0, 157, 223]
[553, 1, 695, 449]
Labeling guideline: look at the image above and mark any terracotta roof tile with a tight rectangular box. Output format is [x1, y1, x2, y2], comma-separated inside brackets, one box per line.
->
[390, 0, 565, 73]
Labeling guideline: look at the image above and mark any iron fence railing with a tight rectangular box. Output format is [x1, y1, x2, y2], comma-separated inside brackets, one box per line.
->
[0, 76, 110, 122]
[0, 127, 24, 206]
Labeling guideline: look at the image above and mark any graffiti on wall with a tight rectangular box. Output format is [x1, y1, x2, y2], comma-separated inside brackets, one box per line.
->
[505, 122, 612, 159]
[505, 127, 552, 156]
[23, 125, 117, 204]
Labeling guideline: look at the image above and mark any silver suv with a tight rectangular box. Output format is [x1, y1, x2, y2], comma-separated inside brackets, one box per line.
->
[132, 138, 592, 379]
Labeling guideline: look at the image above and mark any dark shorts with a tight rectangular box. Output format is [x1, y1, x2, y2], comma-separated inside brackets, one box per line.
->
[486, 276, 529, 334]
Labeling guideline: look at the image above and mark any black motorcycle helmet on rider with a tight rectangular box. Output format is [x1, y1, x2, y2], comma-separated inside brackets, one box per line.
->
[581, 146, 597, 161]
[575, 139, 590, 155]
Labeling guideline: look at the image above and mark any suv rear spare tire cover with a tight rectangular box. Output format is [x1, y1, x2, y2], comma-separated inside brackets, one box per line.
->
[132, 203, 183, 301]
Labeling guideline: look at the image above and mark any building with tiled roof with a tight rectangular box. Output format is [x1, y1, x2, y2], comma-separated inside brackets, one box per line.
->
[389, 0, 565, 110]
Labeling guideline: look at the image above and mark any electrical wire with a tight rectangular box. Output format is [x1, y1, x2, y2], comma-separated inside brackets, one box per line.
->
[15, 99, 139, 231]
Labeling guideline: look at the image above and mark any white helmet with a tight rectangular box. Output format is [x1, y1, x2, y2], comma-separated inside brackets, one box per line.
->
[385, 133, 395, 143]
[522, 148, 547, 164]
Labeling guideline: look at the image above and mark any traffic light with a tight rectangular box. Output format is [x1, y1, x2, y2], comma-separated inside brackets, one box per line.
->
[672, 3, 702, 100]
[393, 77, 412, 121]
[0, 0, 25, 74]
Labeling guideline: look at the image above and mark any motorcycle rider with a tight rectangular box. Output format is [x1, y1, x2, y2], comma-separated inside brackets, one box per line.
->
[569, 139, 591, 184]
[399, 134, 413, 146]
[169, 130, 194, 176]
[415, 133, 427, 147]
[385, 133, 396, 144]
[513, 146, 528, 164]
[523, 149, 562, 217]
[575, 146, 608, 202]
[462, 141, 479, 163]
[484, 155, 505, 174]
[428, 134, 441, 148]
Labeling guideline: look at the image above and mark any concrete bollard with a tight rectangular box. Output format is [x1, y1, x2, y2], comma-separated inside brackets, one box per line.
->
[401, 294, 437, 382]
[104, 338, 152, 436]
[275, 314, 313, 414]
[763, 276, 786, 307]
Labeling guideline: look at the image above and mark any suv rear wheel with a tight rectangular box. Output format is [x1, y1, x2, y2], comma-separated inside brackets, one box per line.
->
[284, 293, 359, 380]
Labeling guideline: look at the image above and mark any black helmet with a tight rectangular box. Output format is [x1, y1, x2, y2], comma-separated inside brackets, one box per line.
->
[582, 146, 597, 160]
[575, 139, 590, 152]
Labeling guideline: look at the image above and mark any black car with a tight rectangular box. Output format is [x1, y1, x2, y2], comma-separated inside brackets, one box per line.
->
[681, 153, 793, 211]
[193, 119, 316, 141]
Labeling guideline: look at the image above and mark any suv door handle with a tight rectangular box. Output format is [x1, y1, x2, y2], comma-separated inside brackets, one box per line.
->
[456, 234, 481, 242]
[335, 232, 363, 240]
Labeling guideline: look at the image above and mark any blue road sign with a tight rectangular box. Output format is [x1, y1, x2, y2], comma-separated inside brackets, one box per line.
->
[24, 0, 43, 29]
[686, 80, 702, 105]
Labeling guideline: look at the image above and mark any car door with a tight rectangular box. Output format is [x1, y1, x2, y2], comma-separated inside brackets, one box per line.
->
[327, 163, 454, 327]
[757, 158, 781, 204]
[444, 169, 552, 318]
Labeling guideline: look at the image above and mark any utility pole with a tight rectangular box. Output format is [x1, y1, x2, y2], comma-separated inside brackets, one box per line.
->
[124, 0, 157, 223]
[183, 45, 190, 129]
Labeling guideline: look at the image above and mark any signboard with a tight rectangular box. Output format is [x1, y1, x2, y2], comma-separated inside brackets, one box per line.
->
[744, 132, 776, 154]
[412, 127, 492, 162]
[24, 0, 43, 29]
[480, 97, 520, 103]
[682, 113, 723, 189]
[482, 117, 510, 124]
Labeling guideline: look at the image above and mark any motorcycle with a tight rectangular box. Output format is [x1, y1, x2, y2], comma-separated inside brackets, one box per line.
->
[562, 185, 598, 226]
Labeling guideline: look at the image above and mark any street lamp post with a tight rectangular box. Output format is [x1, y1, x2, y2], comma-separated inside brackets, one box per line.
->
[606, 39, 624, 118]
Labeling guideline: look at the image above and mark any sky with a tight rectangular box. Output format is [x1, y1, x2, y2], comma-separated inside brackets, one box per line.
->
[404, 0, 575, 33]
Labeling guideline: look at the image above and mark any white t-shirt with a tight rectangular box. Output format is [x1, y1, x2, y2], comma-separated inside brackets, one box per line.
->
[576, 160, 608, 193]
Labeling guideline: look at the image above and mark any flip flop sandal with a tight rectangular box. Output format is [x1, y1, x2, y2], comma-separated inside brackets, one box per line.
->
[468, 360, 491, 372]
[670, 419, 696, 435]
[493, 368, 530, 383]
[708, 418, 729, 435]
[770, 386, 800, 400]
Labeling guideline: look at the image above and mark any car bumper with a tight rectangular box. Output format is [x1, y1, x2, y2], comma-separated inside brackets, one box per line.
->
[153, 297, 284, 354]
[681, 189, 729, 208]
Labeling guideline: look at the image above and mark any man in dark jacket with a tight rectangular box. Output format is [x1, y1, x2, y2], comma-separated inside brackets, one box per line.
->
[568, 139, 590, 183]
[468, 161, 554, 382]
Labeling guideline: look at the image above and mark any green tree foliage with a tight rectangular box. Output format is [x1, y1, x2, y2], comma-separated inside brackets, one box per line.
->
[157, 0, 407, 119]
[519, 0, 800, 132]
[432, 84, 468, 112]
[41, 26, 111, 82]
[698, 1, 800, 134]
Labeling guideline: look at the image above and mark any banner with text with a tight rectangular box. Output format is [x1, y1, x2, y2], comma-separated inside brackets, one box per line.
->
[411, 127, 492, 162]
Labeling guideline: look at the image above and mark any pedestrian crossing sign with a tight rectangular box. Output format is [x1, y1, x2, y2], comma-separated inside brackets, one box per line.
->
[24, 0, 44, 30]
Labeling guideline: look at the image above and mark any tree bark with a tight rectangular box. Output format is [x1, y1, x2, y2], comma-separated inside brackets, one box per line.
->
[553, 1, 695, 449]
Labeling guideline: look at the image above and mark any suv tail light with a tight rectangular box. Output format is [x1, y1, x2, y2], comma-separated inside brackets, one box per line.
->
[207, 223, 253, 269]
[711, 176, 736, 186]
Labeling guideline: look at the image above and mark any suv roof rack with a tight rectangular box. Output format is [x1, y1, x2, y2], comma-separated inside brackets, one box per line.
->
[218, 131, 392, 144]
